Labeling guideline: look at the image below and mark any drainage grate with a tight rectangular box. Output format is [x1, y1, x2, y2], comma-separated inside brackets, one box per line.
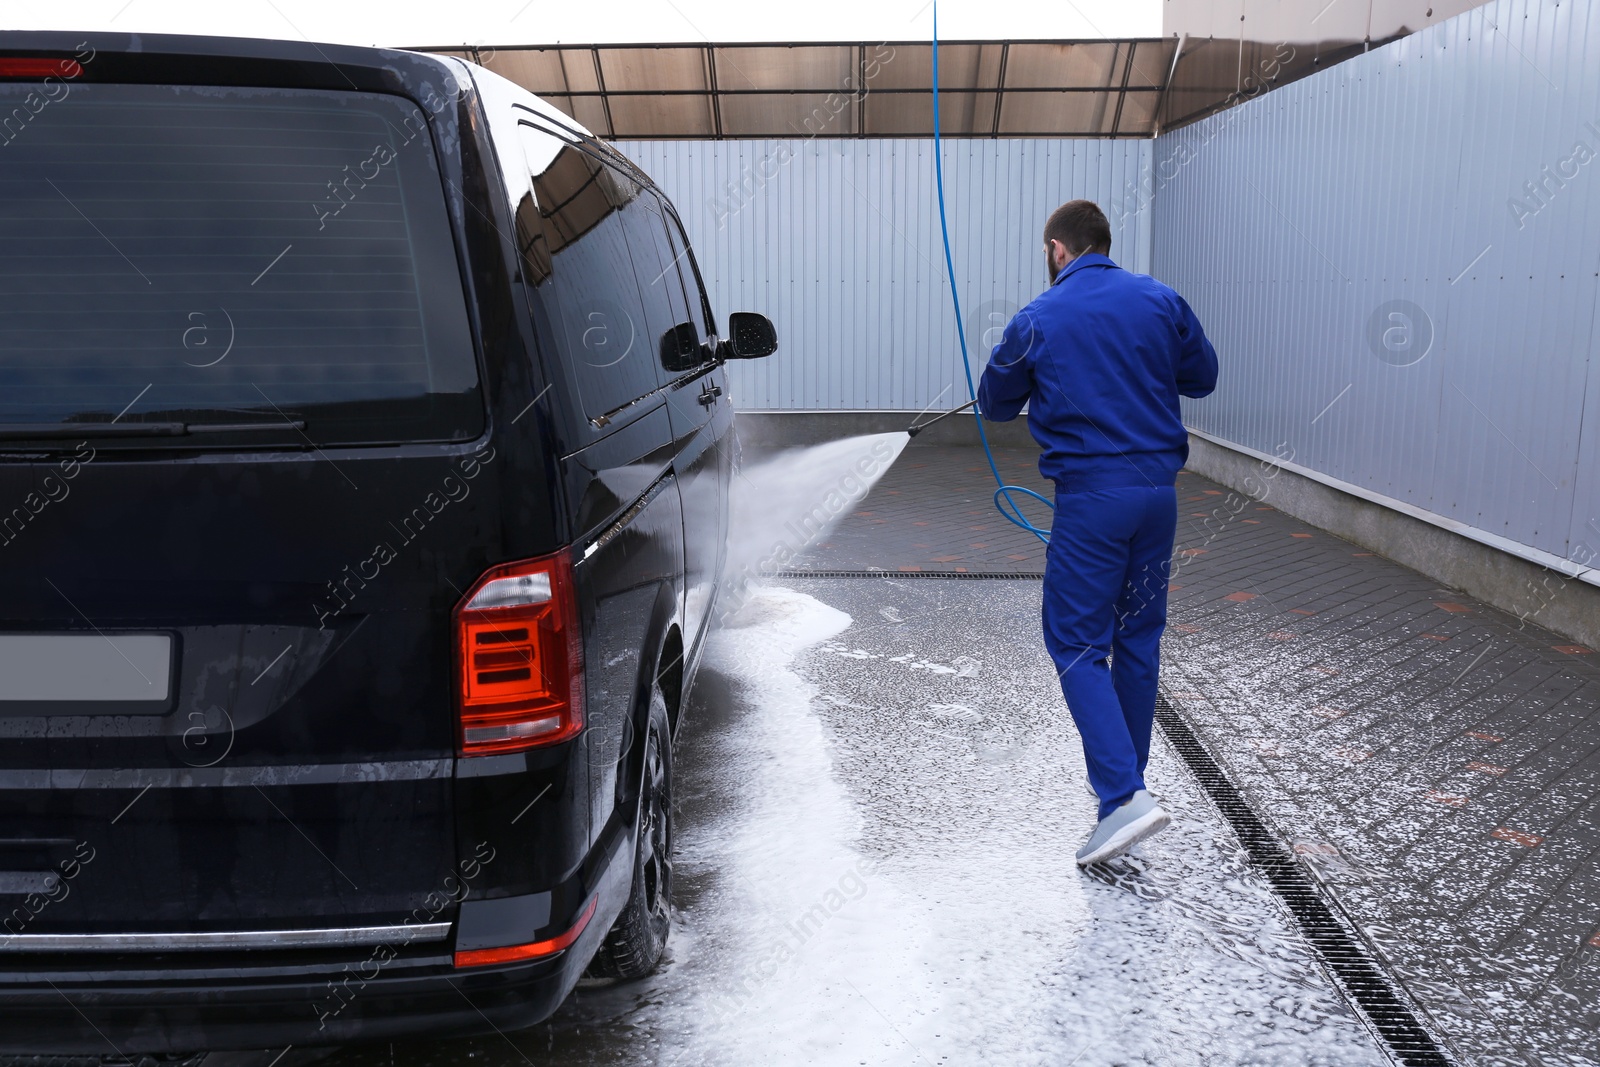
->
[1155, 696, 1456, 1067]
[763, 569, 1045, 580]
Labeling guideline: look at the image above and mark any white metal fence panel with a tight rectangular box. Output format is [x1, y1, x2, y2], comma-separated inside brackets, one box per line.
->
[616, 137, 1153, 413]
[1152, 0, 1599, 569]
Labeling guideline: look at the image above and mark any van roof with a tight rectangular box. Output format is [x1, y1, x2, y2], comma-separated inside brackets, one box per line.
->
[1, 29, 639, 182]
[1, 28, 430, 65]
[0, 29, 464, 97]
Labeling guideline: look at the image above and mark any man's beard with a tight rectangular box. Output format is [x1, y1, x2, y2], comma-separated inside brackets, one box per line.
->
[1045, 249, 1056, 285]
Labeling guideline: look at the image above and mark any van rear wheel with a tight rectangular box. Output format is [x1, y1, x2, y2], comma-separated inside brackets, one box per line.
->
[586, 692, 673, 980]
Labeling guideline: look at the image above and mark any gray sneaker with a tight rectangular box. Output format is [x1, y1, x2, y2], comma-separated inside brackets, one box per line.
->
[1076, 789, 1171, 866]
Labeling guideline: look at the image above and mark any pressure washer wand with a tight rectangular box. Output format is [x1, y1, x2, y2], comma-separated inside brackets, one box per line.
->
[906, 398, 978, 438]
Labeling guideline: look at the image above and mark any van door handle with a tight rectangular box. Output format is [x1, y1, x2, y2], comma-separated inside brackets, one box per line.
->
[697, 383, 722, 407]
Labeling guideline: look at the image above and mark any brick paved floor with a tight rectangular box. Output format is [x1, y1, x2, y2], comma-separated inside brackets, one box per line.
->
[789, 446, 1600, 1066]
[1162, 469, 1600, 1067]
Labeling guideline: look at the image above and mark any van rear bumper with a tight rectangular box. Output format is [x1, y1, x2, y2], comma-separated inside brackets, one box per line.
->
[0, 809, 636, 1055]
[0, 927, 596, 1053]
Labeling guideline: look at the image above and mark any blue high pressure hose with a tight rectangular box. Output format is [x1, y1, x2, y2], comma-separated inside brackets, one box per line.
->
[930, 2, 1054, 545]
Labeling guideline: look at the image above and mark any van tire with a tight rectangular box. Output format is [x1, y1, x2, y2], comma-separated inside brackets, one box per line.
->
[585, 689, 673, 980]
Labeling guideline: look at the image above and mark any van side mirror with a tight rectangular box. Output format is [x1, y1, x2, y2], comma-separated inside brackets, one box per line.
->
[659, 322, 704, 373]
[721, 312, 778, 360]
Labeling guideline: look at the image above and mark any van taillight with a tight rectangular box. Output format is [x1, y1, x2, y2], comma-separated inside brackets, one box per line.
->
[0, 58, 82, 78]
[453, 552, 583, 756]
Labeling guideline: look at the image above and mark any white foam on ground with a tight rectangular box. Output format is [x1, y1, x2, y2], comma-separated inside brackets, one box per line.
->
[675, 586, 940, 1063]
[784, 582, 1392, 1067]
[359, 584, 1389, 1067]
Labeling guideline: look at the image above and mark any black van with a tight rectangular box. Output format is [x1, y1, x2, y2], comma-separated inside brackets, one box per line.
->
[0, 32, 774, 1053]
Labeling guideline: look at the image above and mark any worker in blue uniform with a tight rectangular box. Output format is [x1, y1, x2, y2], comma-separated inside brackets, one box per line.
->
[979, 200, 1218, 866]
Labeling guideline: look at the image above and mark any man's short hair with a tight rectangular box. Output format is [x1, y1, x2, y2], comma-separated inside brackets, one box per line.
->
[1043, 200, 1112, 257]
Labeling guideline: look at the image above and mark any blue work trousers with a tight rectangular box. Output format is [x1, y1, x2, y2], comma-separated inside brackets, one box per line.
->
[1042, 485, 1177, 820]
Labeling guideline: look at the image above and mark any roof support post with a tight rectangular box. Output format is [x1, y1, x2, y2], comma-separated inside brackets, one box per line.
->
[990, 42, 1009, 137]
[1109, 40, 1137, 135]
[706, 45, 723, 138]
[590, 47, 614, 138]
[857, 44, 867, 137]
[1152, 33, 1186, 137]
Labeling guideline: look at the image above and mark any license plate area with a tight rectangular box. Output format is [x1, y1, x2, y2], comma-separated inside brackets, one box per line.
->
[0, 633, 175, 715]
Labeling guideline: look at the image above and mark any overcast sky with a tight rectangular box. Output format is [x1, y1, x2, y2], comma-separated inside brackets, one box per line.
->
[8, 0, 1161, 47]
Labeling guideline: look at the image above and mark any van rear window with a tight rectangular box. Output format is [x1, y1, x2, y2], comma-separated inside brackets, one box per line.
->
[0, 84, 481, 447]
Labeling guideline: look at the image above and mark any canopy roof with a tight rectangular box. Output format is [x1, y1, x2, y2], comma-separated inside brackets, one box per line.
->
[420, 36, 1377, 139]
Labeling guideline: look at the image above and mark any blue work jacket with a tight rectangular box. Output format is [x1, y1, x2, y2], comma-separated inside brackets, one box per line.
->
[977, 253, 1218, 492]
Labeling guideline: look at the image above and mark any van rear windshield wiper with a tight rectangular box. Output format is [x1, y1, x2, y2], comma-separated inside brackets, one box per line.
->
[0, 419, 305, 440]
[184, 419, 307, 433]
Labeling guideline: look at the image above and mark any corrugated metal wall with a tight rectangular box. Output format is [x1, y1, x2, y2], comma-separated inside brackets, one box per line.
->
[615, 138, 1152, 412]
[1154, 0, 1599, 570]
